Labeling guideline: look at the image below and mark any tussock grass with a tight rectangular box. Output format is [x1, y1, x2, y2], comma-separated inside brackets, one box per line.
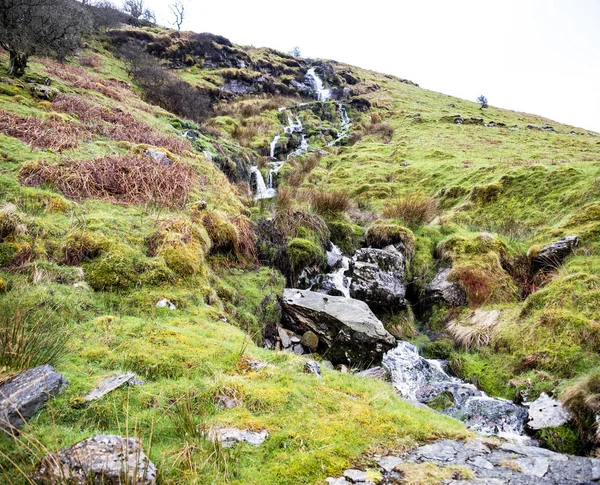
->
[382, 194, 438, 228]
[561, 369, 600, 449]
[20, 155, 195, 207]
[305, 189, 351, 217]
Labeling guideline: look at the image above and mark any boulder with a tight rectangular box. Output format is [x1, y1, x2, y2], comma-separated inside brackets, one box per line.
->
[303, 361, 322, 378]
[355, 366, 388, 380]
[301, 330, 319, 351]
[526, 392, 571, 430]
[32, 434, 157, 484]
[0, 365, 68, 434]
[84, 373, 142, 402]
[281, 289, 396, 367]
[209, 428, 269, 448]
[349, 246, 407, 309]
[425, 267, 467, 307]
[533, 236, 579, 269]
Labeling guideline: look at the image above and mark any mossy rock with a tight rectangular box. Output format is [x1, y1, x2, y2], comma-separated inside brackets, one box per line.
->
[470, 183, 503, 204]
[85, 244, 175, 291]
[202, 209, 239, 255]
[365, 220, 415, 258]
[287, 237, 325, 274]
[437, 233, 508, 262]
[422, 338, 456, 359]
[327, 218, 364, 253]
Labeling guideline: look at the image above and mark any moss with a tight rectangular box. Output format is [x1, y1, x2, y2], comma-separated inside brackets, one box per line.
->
[0, 276, 7, 293]
[201, 209, 239, 255]
[536, 423, 583, 455]
[287, 237, 325, 274]
[380, 308, 417, 340]
[365, 219, 415, 257]
[470, 182, 503, 204]
[63, 231, 104, 266]
[422, 339, 456, 359]
[395, 462, 473, 485]
[327, 218, 364, 253]
[85, 243, 175, 291]
[427, 391, 455, 411]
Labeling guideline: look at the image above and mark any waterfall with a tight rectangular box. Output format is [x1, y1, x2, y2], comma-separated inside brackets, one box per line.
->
[327, 243, 352, 297]
[288, 134, 309, 158]
[306, 68, 331, 102]
[328, 104, 353, 147]
[269, 134, 280, 158]
[267, 161, 284, 189]
[250, 166, 276, 200]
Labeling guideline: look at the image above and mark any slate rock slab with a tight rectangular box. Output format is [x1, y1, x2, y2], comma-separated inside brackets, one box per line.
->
[84, 372, 142, 402]
[32, 434, 157, 484]
[0, 365, 68, 434]
[209, 428, 269, 448]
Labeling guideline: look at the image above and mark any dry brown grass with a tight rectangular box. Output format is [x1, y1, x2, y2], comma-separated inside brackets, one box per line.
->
[20, 154, 195, 207]
[287, 152, 322, 187]
[304, 189, 351, 216]
[42, 59, 124, 100]
[51, 95, 190, 154]
[382, 194, 438, 227]
[79, 54, 101, 69]
[0, 110, 89, 151]
[366, 121, 395, 143]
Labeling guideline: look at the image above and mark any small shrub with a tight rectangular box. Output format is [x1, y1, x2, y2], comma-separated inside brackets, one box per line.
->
[80, 54, 101, 68]
[305, 189, 351, 216]
[366, 122, 394, 143]
[382, 194, 438, 227]
[20, 155, 195, 208]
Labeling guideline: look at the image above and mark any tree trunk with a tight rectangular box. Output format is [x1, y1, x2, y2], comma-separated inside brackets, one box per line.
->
[8, 51, 28, 77]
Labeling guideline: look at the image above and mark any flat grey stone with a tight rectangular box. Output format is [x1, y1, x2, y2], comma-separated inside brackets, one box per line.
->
[356, 366, 388, 380]
[344, 469, 368, 482]
[500, 443, 569, 461]
[468, 456, 494, 470]
[513, 457, 549, 477]
[326, 478, 350, 485]
[304, 360, 322, 378]
[526, 393, 571, 430]
[32, 434, 156, 484]
[591, 458, 600, 480]
[377, 455, 403, 472]
[0, 365, 68, 434]
[209, 428, 268, 448]
[84, 373, 139, 402]
[418, 440, 459, 461]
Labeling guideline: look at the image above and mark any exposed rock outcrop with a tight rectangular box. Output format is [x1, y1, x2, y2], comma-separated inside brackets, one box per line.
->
[532, 236, 579, 269]
[281, 289, 396, 366]
[0, 365, 68, 434]
[425, 267, 467, 307]
[349, 246, 407, 310]
[526, 393, 572, 430]
[33, 434, 157, 484]
[209, 428, 269, 448]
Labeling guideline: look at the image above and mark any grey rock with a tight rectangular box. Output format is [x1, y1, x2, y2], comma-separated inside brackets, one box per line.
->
[526, 393, 571, 430]
[534, 236, 579, 269]
[245, 359, 271, 371]
[281, 289, 396, 366]
[84, 373, 140, 402]
[156, 298, 176, 310]
[468, 456, 495, 470]
[418, 440, 459, 461]
[28, 83, 58, 100]
[377, 455, 403, 472]
[425, 267, 467, 307]
[304, 360, 322, 378]
[355, 366, 388, 380]
[292, 344, 304, 355]
[0, 365, 68, 434]
[350, 246, 407, 309]
[458, 396, 528, 436]
[214, 394, 240, 409]
[277, 326, 293, 348]
[513, 457, 549, 477]
[344, 468, 369, 482]
[326, 478, 351, 485]
[32, 434, 156, 484]
[209, 428, 268, 448]
[301, 330, 319, 351]
[145, 149, 171, 166]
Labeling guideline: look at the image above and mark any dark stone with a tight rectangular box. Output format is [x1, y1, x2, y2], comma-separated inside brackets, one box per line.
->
[533, 236, 579, 269]
[425, 268, 467, 307]
[349, 246, 407, 310]
[0, 365, 68, 434]
[32, 434, 157, 484]
[281, 289, 396, 367]
[349, 97, 371, 112]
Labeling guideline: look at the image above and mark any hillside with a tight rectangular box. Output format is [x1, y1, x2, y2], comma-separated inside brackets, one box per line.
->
[1, 17, 600, 485]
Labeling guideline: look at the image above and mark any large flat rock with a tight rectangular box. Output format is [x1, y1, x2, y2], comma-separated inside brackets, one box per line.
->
[33, 434, 157, 484]
[281, 289, 395, 366]
[0, 365, 68, 434]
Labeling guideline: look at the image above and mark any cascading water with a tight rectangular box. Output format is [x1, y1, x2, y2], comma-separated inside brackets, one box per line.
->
[382, 342, 529, 439]
[326, 244, 352, 297]
[250, 165, 275, 200]
[328, 104, 352, 146]
[269, 135, 280, 158]
[306, 67, 331, 102]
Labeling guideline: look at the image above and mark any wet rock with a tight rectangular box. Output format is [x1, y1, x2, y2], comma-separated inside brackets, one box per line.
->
[344, 469, 370, 482]
[0, 365, 68, 434]
[533, 236, 579, 269]
[349, 97, 371, 112]
[349, 246, 407, 310]
[425, 267, 467, 307]
[304, 360, 322, 378]
[84, 373, 141, 402]
[526, 393, 571, 430]
[457, 396, 528, 436]
[281, 289, 396, 367]
[209, 428, 268, 448]
[32, 434, 156, 484]
[145, 149, 171, 166]
[277, 326, 293, 348]
[377, 455, 403, 472]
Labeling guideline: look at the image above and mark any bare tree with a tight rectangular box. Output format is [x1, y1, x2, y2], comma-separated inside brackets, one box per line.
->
[170, 0, 185, 30]
[477, 95, 489, 109]
[122, 0, 154, 24]
[0, 0, 92, 77]
[289, 46, 301, 57]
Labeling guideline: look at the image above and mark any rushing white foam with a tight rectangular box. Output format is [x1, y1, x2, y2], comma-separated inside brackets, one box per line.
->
[306, 68, 331, 102]
[250, 166, 276, 200]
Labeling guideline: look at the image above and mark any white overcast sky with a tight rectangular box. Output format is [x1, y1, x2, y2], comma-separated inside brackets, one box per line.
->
[143, 0, 600, 132]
